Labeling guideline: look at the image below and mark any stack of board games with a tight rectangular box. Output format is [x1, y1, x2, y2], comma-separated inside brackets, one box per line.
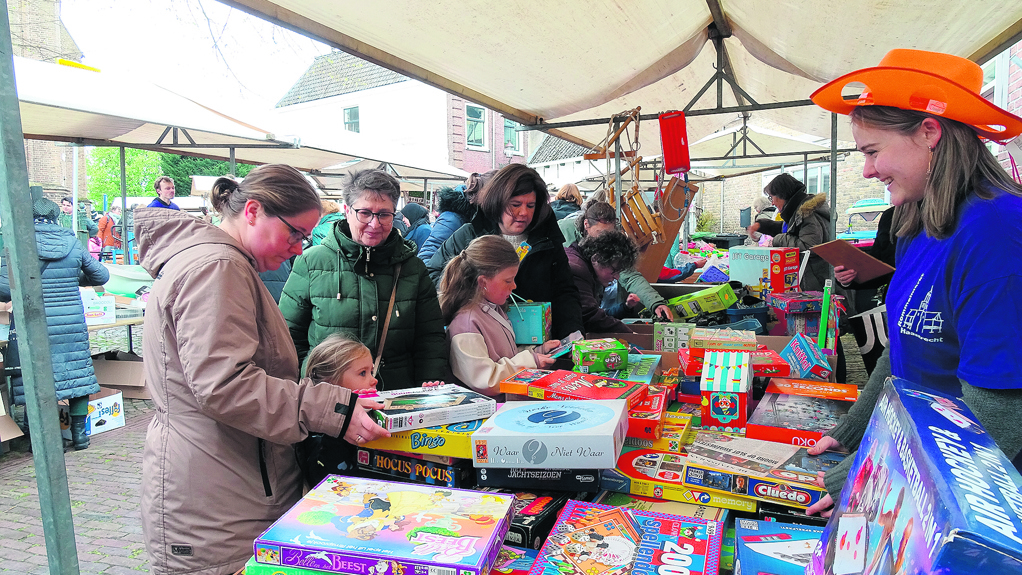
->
[529, 499, 724, 575]
[245, 546, 539, 575]
[746, 380, 858, 448]
[499, 369, 647, 409]
[369, 384, 497, 432]
[572, 338, 629, 373]
[472, 400, 628, 469]
[699, 350, 752, 434]
[808, 378, 1022, 574]
[678, 347, 789, 378]
[626, 384, 669, 441]
[591, 490, 729, 524]
[734, 518, 823, 575]
[682, 431, 844, 509]
[475, 467, 602, 492]
[478, 488, 585, 550]
[355, 446, 474, 488]
[253, 476, 514, 574]
[602, 447, 758, 513]
[363, 420, 481, 459]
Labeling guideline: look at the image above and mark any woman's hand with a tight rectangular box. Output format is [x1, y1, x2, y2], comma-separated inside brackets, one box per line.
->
[653, 305, 674, 321]
[343, 403, 390, 446]
[834, 265, 857, 287]
[805, 471, 835, 517]
[538, 340, 561, 354]
[808, 435, 844, 455]
[534, 353, 557, 368]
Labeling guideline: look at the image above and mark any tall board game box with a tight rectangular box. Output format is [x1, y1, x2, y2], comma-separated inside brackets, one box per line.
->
[727, 246, 799, 297]
[478, 488, 583, 550]
[355, 446, 474, 488]
[626, 385, 669, 441]
[807, 378, 1022, 575]
[253, 475, 514, 575]
[746, 392, 853, 448]
[369, 384, 497, 432]
[500, 369, 647, 409]
[653, 322, 694, 352]
[733, 518, 822, 575]
[472, 400, 628, 469]
[667, 283, 738, 318]
[572, 338, 629, 373]
[508, 301, 552, 345]
[363, 419, 481, 459]
[529, 499, 723, 575]
[699, 350, 752, 434]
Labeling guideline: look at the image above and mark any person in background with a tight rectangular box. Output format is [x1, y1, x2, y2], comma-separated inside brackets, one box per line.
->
[550, 183, 584, 220]
[804, 48, 1022, 517]
[135, 164, 388, 574]
[97, 204, 122, 251]
[441, 235, 559, 396]
[747, 194, 781, 241]
[58, 196, 99, 250]
[427, 164, 583, 339]
[0, 198, 110, 450]
[310, 199, 344, 246]
[566, 229, 640, 334]
[148, 176, 181, 210]
[417, 171, 496, 263]
[280, 169, 447, 390]
[400, 202, 432, 251]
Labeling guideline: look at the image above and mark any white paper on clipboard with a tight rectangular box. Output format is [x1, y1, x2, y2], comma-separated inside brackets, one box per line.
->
[796, 249, 812, 288]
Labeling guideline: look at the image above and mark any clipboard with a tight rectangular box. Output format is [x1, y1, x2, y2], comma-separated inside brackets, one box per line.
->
[809, 239, 895, 283]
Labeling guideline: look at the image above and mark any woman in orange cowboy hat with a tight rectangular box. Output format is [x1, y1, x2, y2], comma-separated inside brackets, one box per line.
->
[803, 49, 1022, 516]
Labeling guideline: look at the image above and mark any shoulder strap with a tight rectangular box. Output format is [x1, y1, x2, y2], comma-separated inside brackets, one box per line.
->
[373, 262, 402, 377]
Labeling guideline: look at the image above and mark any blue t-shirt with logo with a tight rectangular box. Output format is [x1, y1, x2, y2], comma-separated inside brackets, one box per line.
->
[888, 186, 1022, 393]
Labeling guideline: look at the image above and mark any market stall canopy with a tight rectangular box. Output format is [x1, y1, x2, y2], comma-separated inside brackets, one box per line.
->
[221, 0, 1022, 154]
[308, 149, 470, 193]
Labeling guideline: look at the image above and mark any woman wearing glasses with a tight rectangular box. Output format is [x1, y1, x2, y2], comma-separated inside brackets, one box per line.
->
[280, 168, 447, 389]
[135, 164, 389, 575]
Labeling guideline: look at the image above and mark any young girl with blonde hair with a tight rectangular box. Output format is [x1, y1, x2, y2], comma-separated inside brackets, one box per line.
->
[440, 235, 560, 396]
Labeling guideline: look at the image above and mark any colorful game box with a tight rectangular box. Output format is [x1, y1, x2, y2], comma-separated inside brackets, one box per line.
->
[253, 476, 514, 575]
[764, 379, 859, 402]
[808, 378, 1022, 575]
[472, 400, 629, 469]
[596, 354, 661, 385]
[355, 446, 474, 488]
[530, 500, 723, 575]
[475, 467, 602, 492]
[765, 291, 841, 313]
[363, 420, 482, 459]
[727, 246, 800, 297]
[624, 421, 690, 454]
[780, 333, 832, 381]
[688, 327, 758, 358]
[699, 351, 752, 434]
[626, 385, 669, 441]
[369, 384, 497, 432]
[601, 447, 758, 513]
[478, 488, 581, 550]
[682, 432, 844, 509]
[492, 545, 539, 575]
[508, 301, 552, 345]
[591, 490, 730, 524]
[746, 392, 853, 448]
[666, 283, 739, 318]
[572, 338, 629, 373]
[653, 323, 694, 353]
[501, 369, 647, 409]
[665, 400, 700, 428]
[734, 518, 823, 575]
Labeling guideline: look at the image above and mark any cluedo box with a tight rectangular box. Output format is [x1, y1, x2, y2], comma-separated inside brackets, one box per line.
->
[253, 476, 514, 575]
[472, 400, 628, 469]
[363, 420, 481, 459]
[368, 384, 496, 432]
[699, 350, 752, 434]
[807, 378, 1022, 575]
[572, 338, 629, 373]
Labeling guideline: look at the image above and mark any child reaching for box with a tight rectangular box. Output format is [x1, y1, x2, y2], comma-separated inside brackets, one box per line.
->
[440, 235, 560, 396]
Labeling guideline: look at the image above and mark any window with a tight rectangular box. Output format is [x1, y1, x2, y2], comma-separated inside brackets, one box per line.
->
[504, 118, 521, 154]
[343, 107, 359, 133]
[466, 105, 487, 148]
[764, 163, 832, 196]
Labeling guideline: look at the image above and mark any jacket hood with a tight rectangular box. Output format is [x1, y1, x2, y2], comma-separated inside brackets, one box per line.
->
[436, 186, 476, 221]
[34, 223, 77, 260]
[798, 193, 831, 220]
[135, 207, 252, 278]
[323, 219, 418, 272]
[401, 202, 430, 232]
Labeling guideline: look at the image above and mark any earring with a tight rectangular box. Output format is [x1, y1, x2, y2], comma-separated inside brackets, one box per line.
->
[926, 146, 934, 176]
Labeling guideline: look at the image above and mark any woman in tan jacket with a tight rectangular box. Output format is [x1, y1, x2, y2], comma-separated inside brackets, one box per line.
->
[135, 164, 389, 575]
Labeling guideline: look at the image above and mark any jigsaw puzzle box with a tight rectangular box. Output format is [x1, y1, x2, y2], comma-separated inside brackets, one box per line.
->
[807, 378, 1022, 575]
[369, 384, 496, 432]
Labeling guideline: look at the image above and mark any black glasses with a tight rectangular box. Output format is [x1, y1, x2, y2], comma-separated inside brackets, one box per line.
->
[352, 209, 396, 225]
[276, 215, 310, 246]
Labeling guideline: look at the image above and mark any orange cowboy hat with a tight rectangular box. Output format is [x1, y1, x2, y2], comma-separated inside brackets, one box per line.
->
[811, 48, 1022, 141]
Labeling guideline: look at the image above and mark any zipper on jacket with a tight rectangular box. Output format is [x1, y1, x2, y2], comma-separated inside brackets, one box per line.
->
[257, 438, 272, 497]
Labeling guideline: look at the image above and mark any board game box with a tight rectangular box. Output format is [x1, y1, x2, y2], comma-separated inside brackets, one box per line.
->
[475, 467, 602, 492]
[626, 385, 668, 441]
[699, 350, 752, 434]
[746, 392, 852, 448]
[356, 446, 474, 488]
[601, 447, 758, 513]
[779, 333, 831, 381]
[595, 354, 661, 385]
[253, 476, 514, 575]
[472, 400, 628, 469]
[689, 327, 758, 358]
[624, 421, 689, 454]
[682, 431, 844, 509]
[764, 378, 859, 402]
[727, 246, 800, 297]
[369, 384, 497, 432]
[734, 518, 823, 575]
[667, 283, 738, 318]
[363, 420, 481, 459]
[653, 322, 694, 352]
[477, 488, 582, 550]
[591, 490, 729, 524]
[529, 499, 723, 575]
[808, 378, 1022, 575]
[493, 545, 539, 575]
[572, 338, 629, 373]
[499, 369, 647, 409]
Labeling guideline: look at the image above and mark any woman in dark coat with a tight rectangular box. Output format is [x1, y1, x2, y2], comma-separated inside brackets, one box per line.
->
[417, 171, 496, 263]
[400, 202, 432, 251]
[565, 230, 639, 334]
[427, 164, 584, 339]
[0, 198, 110, 450]
[550, 183, 584, 220]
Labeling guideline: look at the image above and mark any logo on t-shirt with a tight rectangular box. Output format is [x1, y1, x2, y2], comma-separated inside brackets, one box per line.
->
[898, 275, 944, 343]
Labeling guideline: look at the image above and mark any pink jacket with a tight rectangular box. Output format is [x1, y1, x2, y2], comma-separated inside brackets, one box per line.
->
[447, 301, 538, 395]
[135, 208, 357, 575]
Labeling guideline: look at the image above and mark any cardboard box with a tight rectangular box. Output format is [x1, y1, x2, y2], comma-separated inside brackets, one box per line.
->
[91, 353, 148, 398]
[734, 518, 823, 575]
[747, 392, 852, 448]
[653, 322, 694, 352]
[780, 333, 832, 381]
[571, 338, 628, 373]
[689, 327, 758, 357]
[700, 351, 752, 434]
[58, 387, 125, 439]
[666, 283, 738, 318]
[727, 246, 800, 296]
[507, 301, 551, 344]
[81, 288, 116, 326]
[808, 378, 1022, 574]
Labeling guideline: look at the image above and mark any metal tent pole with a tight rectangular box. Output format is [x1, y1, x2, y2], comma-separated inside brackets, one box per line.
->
[229, 147, 236, 176]
[830, 113, 839, 282]
[0, 1, 81, 572]
[120, 146, 128, 264]
[613, 118, 622, 219]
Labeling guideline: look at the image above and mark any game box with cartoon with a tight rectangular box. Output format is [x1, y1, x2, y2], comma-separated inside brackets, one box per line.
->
[699, 350, 752, 434]
[478, 488, 585, 550]
[572, 338, 629, 373]
[254, 476, 514, 575]
[807, 378, 1022, 575]
[368, 384, 496, 432]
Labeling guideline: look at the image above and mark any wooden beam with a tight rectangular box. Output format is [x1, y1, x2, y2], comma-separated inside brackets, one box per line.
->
[969, 15, 1022, 65]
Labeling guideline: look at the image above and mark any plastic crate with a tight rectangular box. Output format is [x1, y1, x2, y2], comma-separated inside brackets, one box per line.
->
[726, 305, 769, 334]
[726, 317, 763, 334]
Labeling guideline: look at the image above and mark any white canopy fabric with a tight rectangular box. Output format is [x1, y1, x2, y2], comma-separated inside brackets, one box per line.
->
[221, 0, 1022, 153]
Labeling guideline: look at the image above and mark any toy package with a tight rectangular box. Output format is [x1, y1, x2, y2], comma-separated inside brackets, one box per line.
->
[472, 400, 628, 469]
[363, 420, 482, 459]
[624, 421, 690, 454]
[764, 291, 844, 313]
[508, 301, 552, 345]
[779, 332, 832, 381]
[369, 384, 497, 432]
[590, 490, 729, 524]
[653, 322, 695, 352]
[572, 338, 629, 373]
[688, 327, 758, 358]
[746, 392, 853, 448]
[501, 369, 647, 408]
[734, 518, 823, 575]
[682, 431, 844, 509]
[528, 500, 723, 575]
[626, 385, 669, 441]
[727, 246, 800, 297]
[478, 488, 581, 550]
[254, 476, 514, 575]
[699, 350, 752, 434]
[666, 283, 738, 318]
[596, 354, 661, 385]
[475, 467, 602, 492]
[808, 378, 1022, 574]
[355, 446, 474, 488]
[493, 545, 539, 575]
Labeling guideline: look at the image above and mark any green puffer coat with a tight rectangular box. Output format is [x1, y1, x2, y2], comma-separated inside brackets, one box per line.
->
[280, 220, 448, 390]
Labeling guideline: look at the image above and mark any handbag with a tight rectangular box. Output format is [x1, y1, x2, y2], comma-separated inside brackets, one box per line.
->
[373, 262, 402, 377]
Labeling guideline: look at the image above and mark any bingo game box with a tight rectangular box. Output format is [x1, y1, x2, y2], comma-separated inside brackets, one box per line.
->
[363, 420, 482, 459]
[369, 384, 496, 432]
